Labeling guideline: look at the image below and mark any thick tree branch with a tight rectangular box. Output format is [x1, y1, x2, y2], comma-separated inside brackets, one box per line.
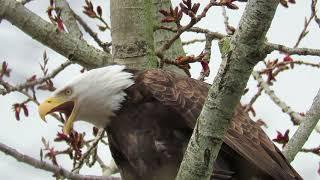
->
[176, 0, 279, 179]
[283, 89, 320, 162]
[55, 0, 82, 38]
[0, 0, 111, 69]
[0, 142, 120, 180]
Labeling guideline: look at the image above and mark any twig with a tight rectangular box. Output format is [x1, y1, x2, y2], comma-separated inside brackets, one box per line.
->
[300, 146, 320, 157]
[252, 71, 301, 122]
[294, 13, 315, 48]
[266, 43, 320, 57]
[182, 38, 205, 46]
[198, 34, 213, 81]
[156, 1, 222, 55]
[244, 87, 263, 112]
[0, 142, 120, 180]
[158, 26, 225, 40]
[0, 61, 72, 96]
[72, 129, 105, 173]
[221, 6, 235, 35]
[246, 60, 320, 112]
[252, 71, 313, 128]
[311, 0, 320, 28]
[83, 141, 110, 173]
[73, 12, 111, 53]
[101, 139, 109, 146]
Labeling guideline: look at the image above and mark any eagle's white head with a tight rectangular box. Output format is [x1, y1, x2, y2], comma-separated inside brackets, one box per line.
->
[38, 65, 134, 134]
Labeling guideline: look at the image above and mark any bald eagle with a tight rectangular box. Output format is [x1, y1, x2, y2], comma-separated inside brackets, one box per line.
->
[38, 65, 302, 180]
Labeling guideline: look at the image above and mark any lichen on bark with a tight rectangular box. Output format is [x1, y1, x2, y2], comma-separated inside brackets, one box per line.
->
[176, 0, 279, 179]
[110, 0, 157, 70]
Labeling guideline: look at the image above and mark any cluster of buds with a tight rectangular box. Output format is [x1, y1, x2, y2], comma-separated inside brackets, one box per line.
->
[41, 138, 59, 166]
[12, 103, 28, 121]
[219, 0, 240, 9]
[47, 0, 65, 32]
[159, 0, 201, 24]
[272, 129, 289, 148]
[83, 0, 102, 18]
[179, 0, 200, 18]
[83, 0, 109, 31]
[259, 55, 294, 84]
[159, 7, 183, 24]
[54, 130, 85, 160]
[164, 51, 209, 77]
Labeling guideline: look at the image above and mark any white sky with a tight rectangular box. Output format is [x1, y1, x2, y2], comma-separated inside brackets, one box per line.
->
[0, 0, 319, 179]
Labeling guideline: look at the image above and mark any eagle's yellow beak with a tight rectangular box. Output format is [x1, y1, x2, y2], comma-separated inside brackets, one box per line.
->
[38, 96, 78, 134]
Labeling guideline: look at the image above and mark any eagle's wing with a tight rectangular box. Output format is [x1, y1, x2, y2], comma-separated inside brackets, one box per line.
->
[140, 69, 302, 180]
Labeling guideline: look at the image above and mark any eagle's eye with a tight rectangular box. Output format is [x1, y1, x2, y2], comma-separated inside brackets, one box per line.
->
[64, 88, 72, 96]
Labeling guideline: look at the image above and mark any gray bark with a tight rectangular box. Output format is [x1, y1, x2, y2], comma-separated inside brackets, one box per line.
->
[176, 0, 279, 179]
[55, 0, 82, 38]
[0, 0, 110, 69]
[110, 0, 157, 69]
[283, 89, 320, 162]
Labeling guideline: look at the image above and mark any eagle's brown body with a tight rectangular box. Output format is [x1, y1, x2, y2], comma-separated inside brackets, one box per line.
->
[107, 69, 302, 180]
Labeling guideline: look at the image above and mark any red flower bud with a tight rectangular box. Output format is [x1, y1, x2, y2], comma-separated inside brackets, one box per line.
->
[272, 129, 289, 148]
[97, 6, 102, 17]
[283, 55, 293, 62]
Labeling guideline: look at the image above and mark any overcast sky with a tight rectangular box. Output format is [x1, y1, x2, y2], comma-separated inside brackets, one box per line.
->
[0, 0, 319, 179]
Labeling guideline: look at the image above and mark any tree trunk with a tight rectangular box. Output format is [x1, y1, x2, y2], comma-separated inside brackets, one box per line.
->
[110, 0, 157, 69]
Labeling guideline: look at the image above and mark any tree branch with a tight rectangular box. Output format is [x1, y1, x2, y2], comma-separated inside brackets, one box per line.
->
[73, 12, 111, 53]
[266, 42, 320, 56]
[0, 0, 110, 69]
[0, 61, 72, 96]
[283, 89, 320, 162]
[55, 0, 82, 38]
[72, 129, 105, 173]
[0, 142, 120, 180]
[252, 71, 307, 126]
[176, 0, 279, 179]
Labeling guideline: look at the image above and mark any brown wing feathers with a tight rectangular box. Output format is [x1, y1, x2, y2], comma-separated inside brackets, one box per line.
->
[139, 69, 302, 180]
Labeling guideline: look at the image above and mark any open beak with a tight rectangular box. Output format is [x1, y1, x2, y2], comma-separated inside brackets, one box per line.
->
[38, 96, 78, 134]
